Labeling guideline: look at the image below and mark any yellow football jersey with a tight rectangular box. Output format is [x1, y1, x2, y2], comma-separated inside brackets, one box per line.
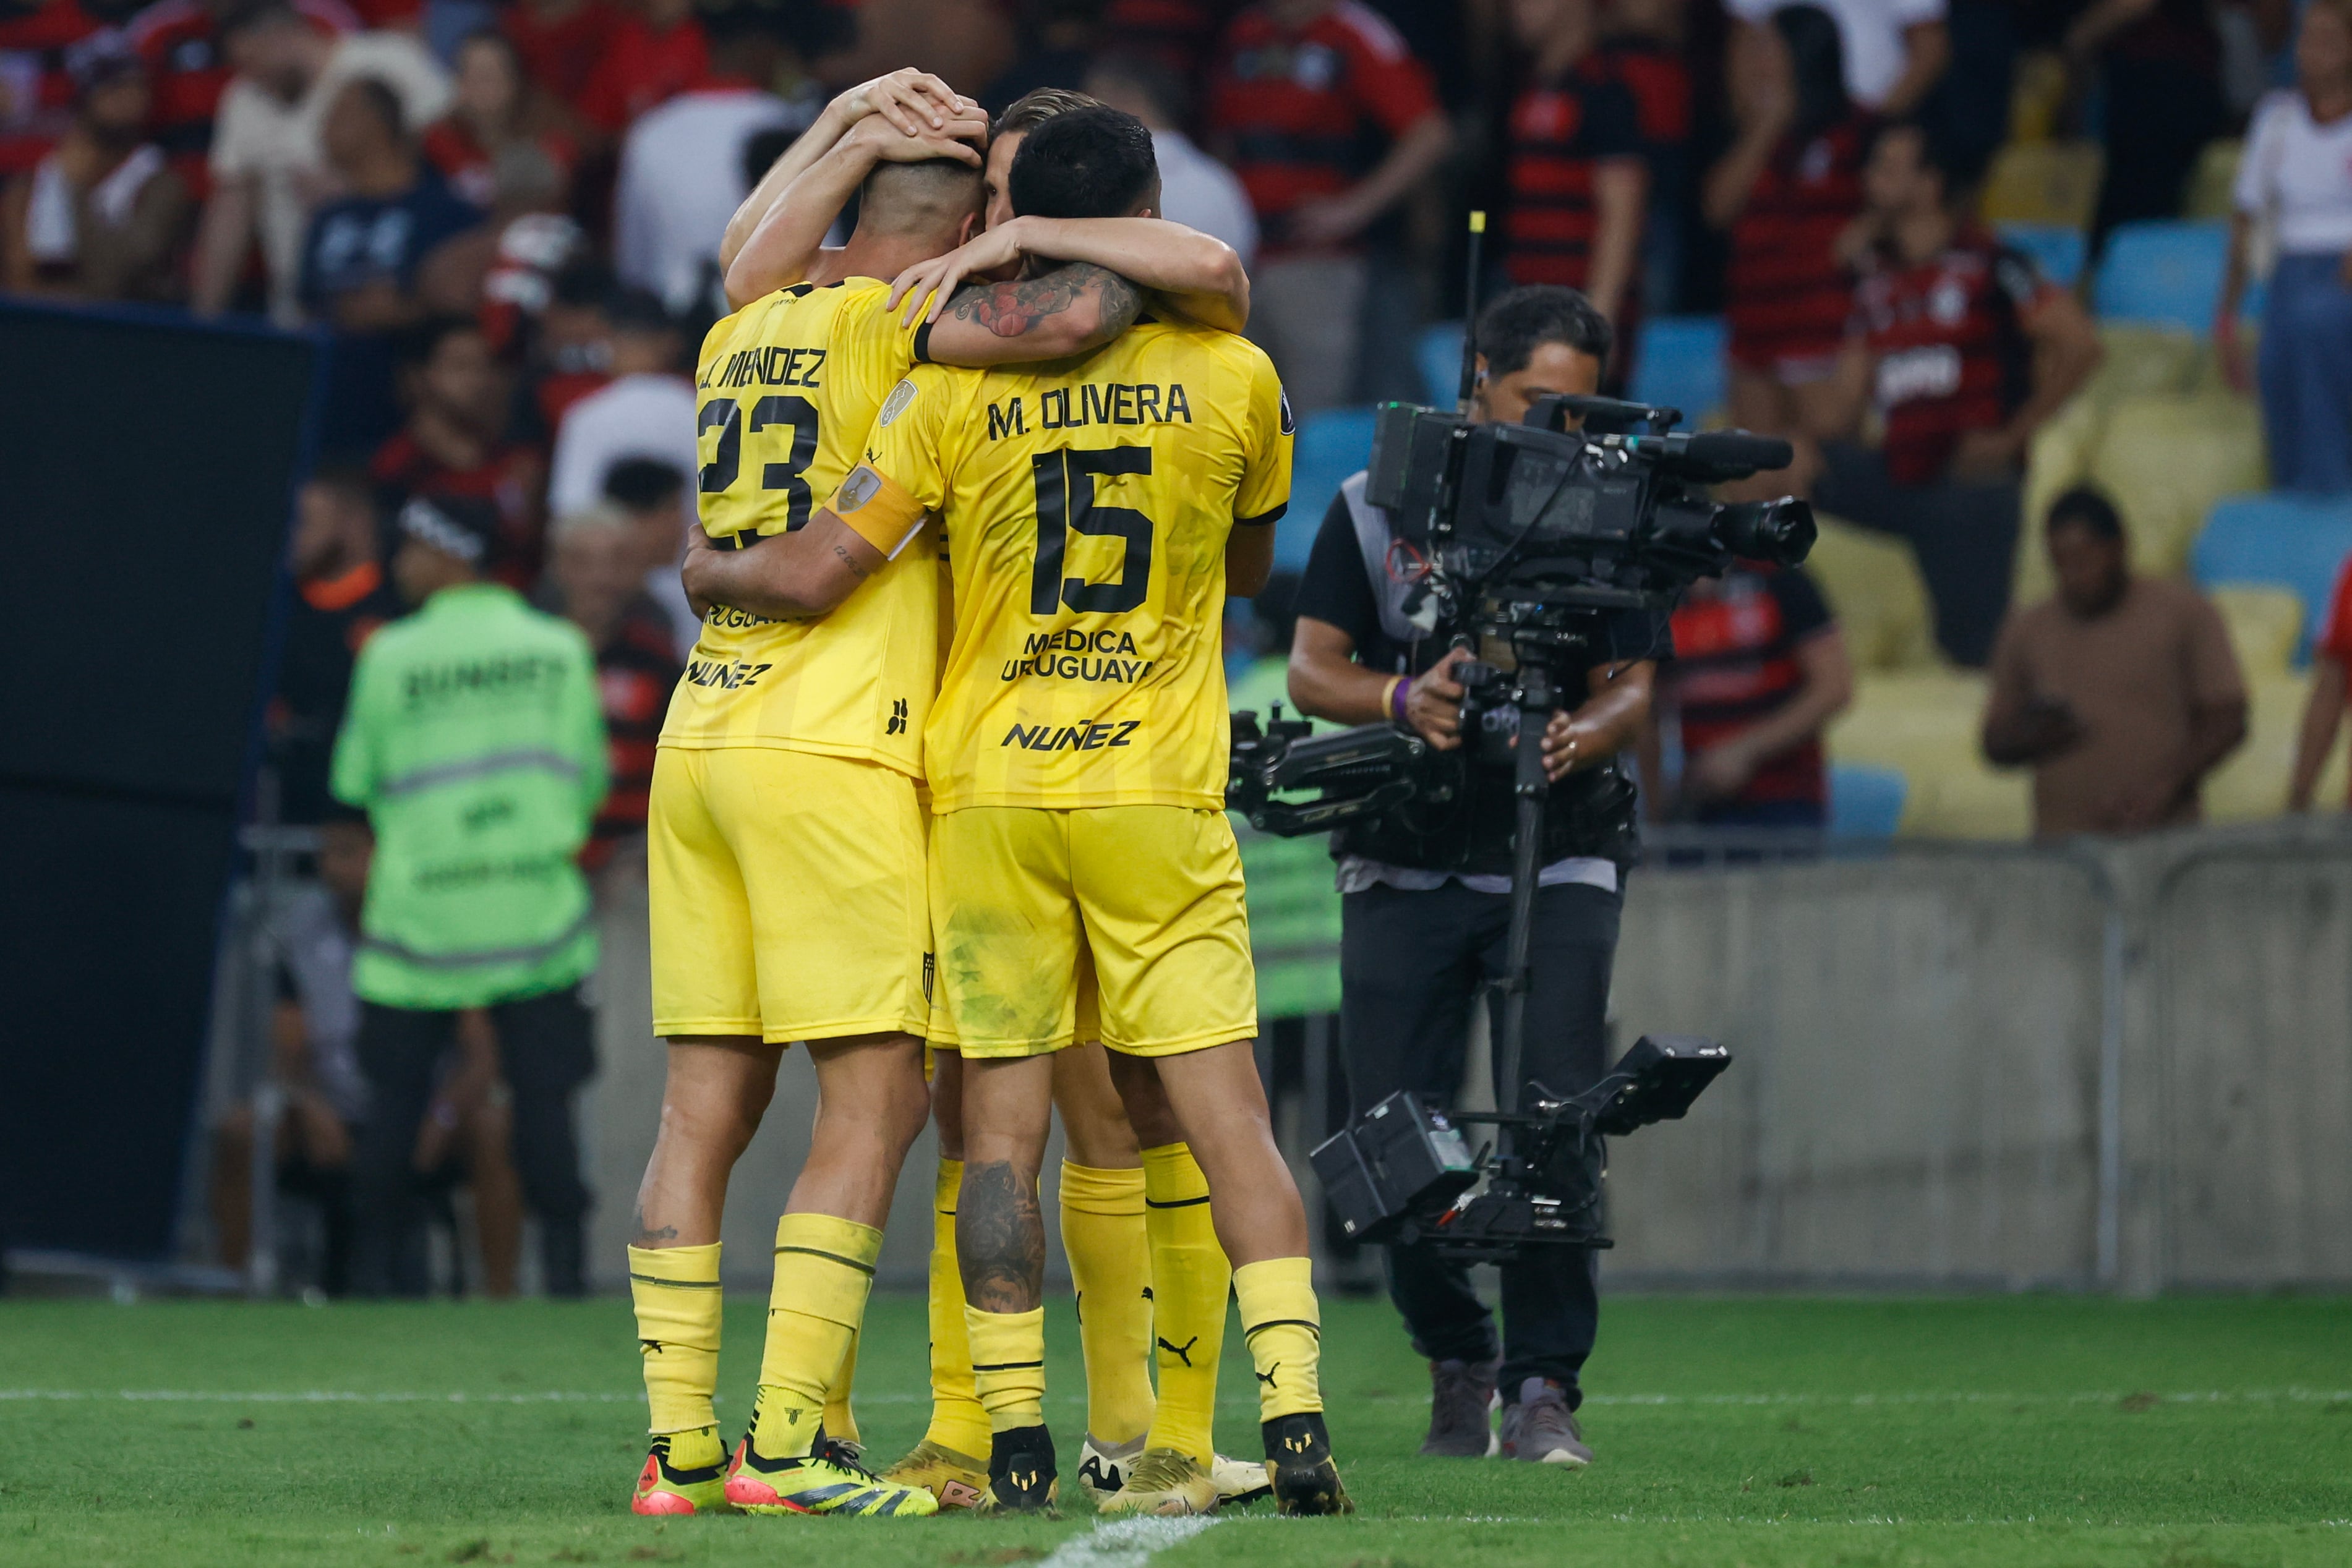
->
[852, 319, 1291, 811]
[657, 279, 944, 777]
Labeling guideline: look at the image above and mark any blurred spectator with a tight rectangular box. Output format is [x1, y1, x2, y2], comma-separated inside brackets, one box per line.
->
[575, 0, 705, 136]
[1499, 0, 1646, 332]
[1651, 565, 1853, 829]
[986, 0, 1101, 111]
[610, 0, 812, 313]
[2065, 0, 2226, 248]
[546, 286, 693, 515]
[0, 1, 106, 179]
[1207, 0, 1452, 411]
[373, 315, 545, 584]
[1603, 0, 1693, 315]
[127, 0, 357, 190]
[1983, 488, 2247, 838]
[1726, 0, 1948, 114]
[1706, 4, 1873, 435]
[2221, 0, 2352, 494]
[208, 812, 374, 1295]
[1085, 49, 1257, 267]
[542, 504, 682, 867]
[416, 140, 584, 350]
[500, 0, 618, 116]
[331, 492, 606, 1297]
[0, 33, 192, 300]
[1797, 120, 2101, 667]
[602, 455, 694, 658]
[520, 253, 617, 430]
[192, 0, 448, 322]
[2292, 538, 2352, 808]
[1102, 0, 1237, 92]
[299, 76, 482, 451]
[268, 461, 402, 827]
[422, 29, 572, 210]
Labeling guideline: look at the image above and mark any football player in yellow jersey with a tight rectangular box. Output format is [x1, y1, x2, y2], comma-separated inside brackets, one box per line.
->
[809, 106, 1350, 1518]
[723, 87, 1273, 1518]
[625, 96, 1191, 1519]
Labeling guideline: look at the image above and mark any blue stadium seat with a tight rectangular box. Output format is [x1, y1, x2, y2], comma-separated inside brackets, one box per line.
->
[2092, 221, 2229, 334]
[1278, 407, 1379, 574]
[2191, 493, 2352, 661]
[1997, 223, 2087, 289]
[1630, 316, 1726, 424]
[1829, 764, 1909, 838]
[1417, 320, 1467, 406]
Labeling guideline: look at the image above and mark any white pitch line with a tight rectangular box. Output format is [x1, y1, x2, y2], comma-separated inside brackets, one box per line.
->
[1037, 1517, 1220, 1568]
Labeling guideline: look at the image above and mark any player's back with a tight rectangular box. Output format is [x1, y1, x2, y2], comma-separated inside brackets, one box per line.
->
[659, 279, 939, 776]
[870, 317, 1291, 814]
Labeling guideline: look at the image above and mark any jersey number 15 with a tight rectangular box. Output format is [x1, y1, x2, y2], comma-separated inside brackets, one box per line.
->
[1030, 445, 1153, 616]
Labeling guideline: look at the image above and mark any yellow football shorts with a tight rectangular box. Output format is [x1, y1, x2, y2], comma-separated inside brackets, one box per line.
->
[929, 804, 1257, 1058]
[649, 746, 931, 1044]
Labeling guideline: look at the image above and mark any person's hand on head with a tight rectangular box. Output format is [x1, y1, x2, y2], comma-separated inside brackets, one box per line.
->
[1403, 645, 1473, 751]
[847, 110, 989, 166]
[839, 68, 977, 137]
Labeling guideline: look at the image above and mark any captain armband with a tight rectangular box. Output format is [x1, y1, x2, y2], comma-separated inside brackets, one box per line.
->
[829, 464, 930, 560]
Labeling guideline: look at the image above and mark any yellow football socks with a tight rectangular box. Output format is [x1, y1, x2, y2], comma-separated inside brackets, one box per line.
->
[964, 1305, 1048, 1433]
[823, 1325, 860, 1444]
[750, 1212, 881, 1459]
[1141, 1143, 1231, 1463]
[923, 1159, 993, 1456]
[1059, 1159, 1155, 1446]
[628, 1242, 723, 1436]
[1234, 1256, 1324, 1421]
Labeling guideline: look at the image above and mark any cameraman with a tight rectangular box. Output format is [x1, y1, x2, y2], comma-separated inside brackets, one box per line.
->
[1285, 286, 1657, 1467]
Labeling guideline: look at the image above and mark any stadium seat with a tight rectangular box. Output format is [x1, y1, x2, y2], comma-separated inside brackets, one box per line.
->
[2087, 394, 2267, 577]
[1997, 223, 2087, 289]
[2192, 493, 2352, 660]
[1629, 315, 1726, 425]
[1828, 670, 2031, 840]
[2205, 671, 2350, 820]
[1417, 320, 1467, 407]
[2209, 584, 2305, 678]
[2092, 221, 2230, 334]
[2183, 138, 2243, 221]
[1980, 140, 2104, 229]
[1829, 764, 1907, 838]
[1279, 407, 1379, 573]
[1803, 515, 1939, 671]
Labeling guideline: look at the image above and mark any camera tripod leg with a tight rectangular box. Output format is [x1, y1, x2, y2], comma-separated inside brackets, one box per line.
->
[1496, 670, 1555, 1120]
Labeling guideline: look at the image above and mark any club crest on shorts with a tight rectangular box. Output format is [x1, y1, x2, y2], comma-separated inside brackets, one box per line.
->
[879, 378, 918, 426]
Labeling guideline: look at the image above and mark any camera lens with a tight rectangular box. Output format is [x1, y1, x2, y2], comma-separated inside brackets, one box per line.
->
[1719, 498, 1817, 566]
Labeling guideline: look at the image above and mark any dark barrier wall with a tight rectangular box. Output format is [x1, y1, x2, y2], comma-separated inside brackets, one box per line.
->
[0, 301, 317, 1258]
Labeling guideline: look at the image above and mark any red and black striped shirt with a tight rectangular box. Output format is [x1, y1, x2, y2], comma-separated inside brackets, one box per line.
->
[1666, 566, 1834, 807]
[1500, 56, 1640, 289]
[1853, 226, 2051, 486]
[583, 605, 681, 867]
[1726, 112, 1873, 377]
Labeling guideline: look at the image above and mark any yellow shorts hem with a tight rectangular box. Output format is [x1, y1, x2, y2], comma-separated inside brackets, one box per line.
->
[652, 1016, 768, 1041]
[766, 1012, 931, 1046]
[951, 1034, 1078, 1060]
[1101, 1019, 1259, 1057]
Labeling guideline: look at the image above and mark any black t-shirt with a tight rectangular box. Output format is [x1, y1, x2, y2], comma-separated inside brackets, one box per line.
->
[1292, 486, 1669, 677]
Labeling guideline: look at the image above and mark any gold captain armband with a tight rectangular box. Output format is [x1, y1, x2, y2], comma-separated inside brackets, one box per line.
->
[829, 464, 929, 559]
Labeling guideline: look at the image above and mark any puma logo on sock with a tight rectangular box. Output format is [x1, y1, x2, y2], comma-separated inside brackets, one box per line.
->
[1158, 1335, 1199, 1367]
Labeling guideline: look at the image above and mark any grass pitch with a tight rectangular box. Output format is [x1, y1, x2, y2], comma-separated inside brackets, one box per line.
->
[2, 1290, 2348, 1567]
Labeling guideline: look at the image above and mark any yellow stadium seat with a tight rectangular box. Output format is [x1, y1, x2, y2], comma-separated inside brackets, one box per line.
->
[1980, 140, 2104, 229]
[2085, 393, 2267, 576]
[2008, 53, 2070, 147]
[2209, 584, 2304, 678]
[2204, 673, 2350, 822]
[2085, 325, 2205, 406]
[2183, 139, 2243, 221]
[1826, 670, 2031, 839]
[1801, 516, 1939, 671]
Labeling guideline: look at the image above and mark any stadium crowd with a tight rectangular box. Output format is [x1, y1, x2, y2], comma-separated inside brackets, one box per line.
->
[3, 0, 2349, 1293]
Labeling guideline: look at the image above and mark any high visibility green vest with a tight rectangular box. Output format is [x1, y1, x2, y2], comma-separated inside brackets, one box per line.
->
[330, 582, 609, 1010]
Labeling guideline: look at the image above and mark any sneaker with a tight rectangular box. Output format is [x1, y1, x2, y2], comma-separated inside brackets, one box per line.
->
[973, 1423, 1059, 1517]
[1260, 1412, 1352, 1516]
[631, 1428, 733, 1515]
[724, 1428, 941, 1515]
[1499, 1377, 1593, 1467]
[1209, 1451, 1272, 1508]
[1420, 1358, 1500, 1458]
[1095, 1448, 1220, 1517]
[1076, 1432, 1144, 1502]
[882, 1437, 990, 1510]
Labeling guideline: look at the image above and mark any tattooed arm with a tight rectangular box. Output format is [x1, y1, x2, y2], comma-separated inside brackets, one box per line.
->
[679, 512, 888, 621]
[918, 262, 1146, 368]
